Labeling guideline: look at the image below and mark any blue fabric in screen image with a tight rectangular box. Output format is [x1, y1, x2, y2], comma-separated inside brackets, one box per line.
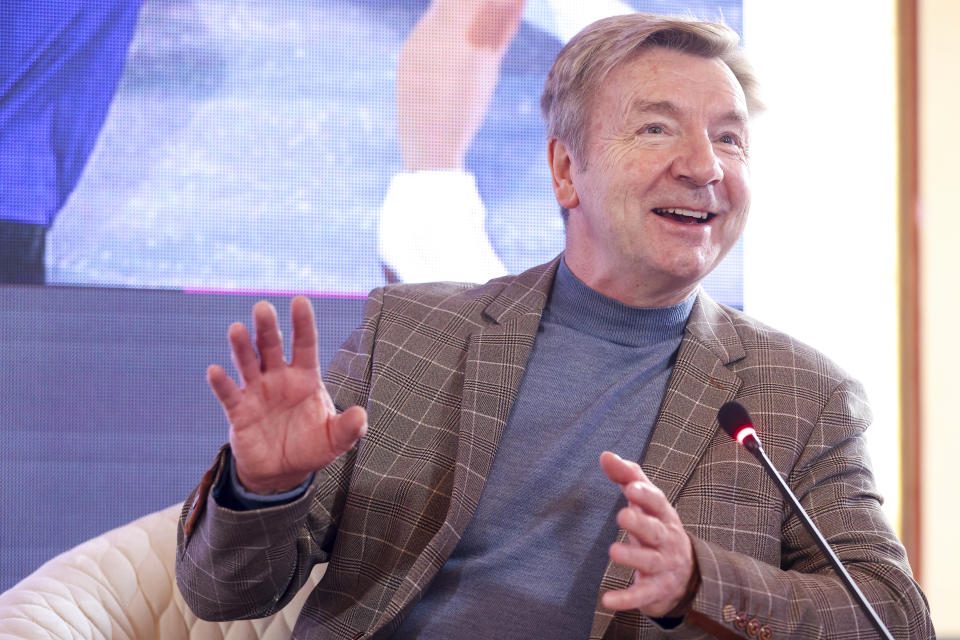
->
[0, 0, 142, 226]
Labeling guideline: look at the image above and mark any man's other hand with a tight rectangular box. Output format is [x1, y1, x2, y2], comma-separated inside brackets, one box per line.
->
[599, 451, 698, 618]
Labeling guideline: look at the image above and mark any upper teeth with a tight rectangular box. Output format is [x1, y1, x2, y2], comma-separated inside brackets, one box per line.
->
[658, 208, 709, 220]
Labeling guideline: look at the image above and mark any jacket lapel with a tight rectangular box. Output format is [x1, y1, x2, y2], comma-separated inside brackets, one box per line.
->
[375, 259, 559, 630]
[442, 260, 558, 537]
[590, 292, 746, 639]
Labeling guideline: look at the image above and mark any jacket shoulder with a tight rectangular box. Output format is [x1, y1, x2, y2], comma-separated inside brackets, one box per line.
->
[717, 303, 856, 386]
[372, 260, 558, 330]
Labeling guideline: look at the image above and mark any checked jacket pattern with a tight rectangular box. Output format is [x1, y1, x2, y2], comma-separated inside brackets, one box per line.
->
[177, 257, 934, 639]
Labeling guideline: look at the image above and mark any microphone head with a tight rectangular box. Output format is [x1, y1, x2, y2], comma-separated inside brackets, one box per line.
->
[717, 401, 756, 446]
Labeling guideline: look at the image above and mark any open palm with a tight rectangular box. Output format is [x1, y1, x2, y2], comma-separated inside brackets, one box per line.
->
[207, 296, 367, 495]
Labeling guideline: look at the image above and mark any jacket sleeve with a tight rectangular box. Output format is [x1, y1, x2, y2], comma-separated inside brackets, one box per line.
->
[174, 288, 385, 621]
[664, 379, 934, 639]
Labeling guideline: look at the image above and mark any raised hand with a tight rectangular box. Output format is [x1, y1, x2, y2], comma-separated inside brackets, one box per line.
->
[599, 452, 698, 618]
[207, 296, 368, 495]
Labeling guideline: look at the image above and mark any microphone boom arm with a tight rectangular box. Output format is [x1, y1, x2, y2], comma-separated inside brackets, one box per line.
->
[745, 434, 894, 640]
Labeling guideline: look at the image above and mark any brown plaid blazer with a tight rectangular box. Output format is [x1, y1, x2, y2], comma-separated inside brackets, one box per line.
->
[177, 258, 934, 639]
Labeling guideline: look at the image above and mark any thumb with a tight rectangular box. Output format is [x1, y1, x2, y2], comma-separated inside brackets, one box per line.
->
[326, 406, 368, 457]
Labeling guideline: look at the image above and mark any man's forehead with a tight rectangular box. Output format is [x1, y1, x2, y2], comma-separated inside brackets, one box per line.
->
[598, 50, 749, 119]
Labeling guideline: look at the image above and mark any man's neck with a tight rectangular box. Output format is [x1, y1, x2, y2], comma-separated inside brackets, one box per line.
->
[562, 253, 700, 308]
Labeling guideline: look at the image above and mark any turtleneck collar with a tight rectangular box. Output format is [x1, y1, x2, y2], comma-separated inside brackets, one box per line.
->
[544, 256, 695, 348]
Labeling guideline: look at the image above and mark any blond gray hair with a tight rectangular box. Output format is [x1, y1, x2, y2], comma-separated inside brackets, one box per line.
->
[541, 13, 762, 166]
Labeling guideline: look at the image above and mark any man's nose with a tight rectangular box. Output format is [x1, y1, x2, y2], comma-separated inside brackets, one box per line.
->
[671, 134, 723, 186]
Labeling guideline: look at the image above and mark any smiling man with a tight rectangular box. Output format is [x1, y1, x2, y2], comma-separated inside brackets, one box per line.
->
[551, 44, 751, 308]
[177, 12, 934, 639]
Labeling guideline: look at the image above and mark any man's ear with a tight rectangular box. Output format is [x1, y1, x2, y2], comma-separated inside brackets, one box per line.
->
[548, 138, 580, 210]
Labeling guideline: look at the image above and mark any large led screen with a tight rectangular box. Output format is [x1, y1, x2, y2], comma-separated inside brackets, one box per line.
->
[1, 0, 742, 592]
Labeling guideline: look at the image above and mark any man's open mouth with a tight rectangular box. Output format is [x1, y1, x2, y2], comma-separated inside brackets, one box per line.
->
[652, 207, 716, 224]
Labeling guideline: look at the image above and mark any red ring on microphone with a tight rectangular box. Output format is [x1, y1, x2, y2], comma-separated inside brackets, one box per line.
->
[735, 426, 757, 446]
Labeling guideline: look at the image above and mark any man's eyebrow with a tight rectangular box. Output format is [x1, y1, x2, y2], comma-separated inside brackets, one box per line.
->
[718, 110, 749, 127]
[628, 99, 681, 116]
[628, 99, 750, 127]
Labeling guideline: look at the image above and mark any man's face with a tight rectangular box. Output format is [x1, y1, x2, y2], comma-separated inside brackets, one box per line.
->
[551, 46, 751, 307]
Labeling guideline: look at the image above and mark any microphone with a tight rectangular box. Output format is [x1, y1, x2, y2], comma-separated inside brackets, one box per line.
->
[716, 401, 895, 640]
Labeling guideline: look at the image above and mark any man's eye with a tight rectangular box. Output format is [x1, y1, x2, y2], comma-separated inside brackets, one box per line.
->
[643, 125, 664, 135]
[718, 134, 739, 145]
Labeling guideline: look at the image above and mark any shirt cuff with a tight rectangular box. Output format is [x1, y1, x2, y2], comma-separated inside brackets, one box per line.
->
[212, 449, 313, 511]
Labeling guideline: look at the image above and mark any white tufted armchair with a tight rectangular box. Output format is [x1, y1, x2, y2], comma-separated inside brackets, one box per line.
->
[0, 504, 323, 639]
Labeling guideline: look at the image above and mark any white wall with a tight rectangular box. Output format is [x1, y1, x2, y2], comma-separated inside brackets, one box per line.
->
[742, 1, 901, 526]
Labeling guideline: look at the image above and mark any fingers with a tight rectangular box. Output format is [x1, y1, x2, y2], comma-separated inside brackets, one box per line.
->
[608, 539, 669, 575]
[600, 450, 696, 616]
[604, 512, 695, 616]
[622, 479, 677, 522]
[228, 321, 262, 386]
[601, 580, 676, 613]
[215, 297, 318, 403]
[602, 531, 695, 616]
[253, 301, 285, 370]
[207, 364, 241, 410]
[601, 452, 674, 520]
[290, 296, 320, 370]
[229, 297, 319, 377]
[617, 503, 671, 548]
[600, 451, 649, 486]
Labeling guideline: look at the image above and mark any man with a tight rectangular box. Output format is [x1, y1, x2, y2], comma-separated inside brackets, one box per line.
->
[177, 13, 934, 639]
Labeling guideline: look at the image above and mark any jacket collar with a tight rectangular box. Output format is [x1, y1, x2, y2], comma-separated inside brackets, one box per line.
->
[480, 256, 559, 325]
